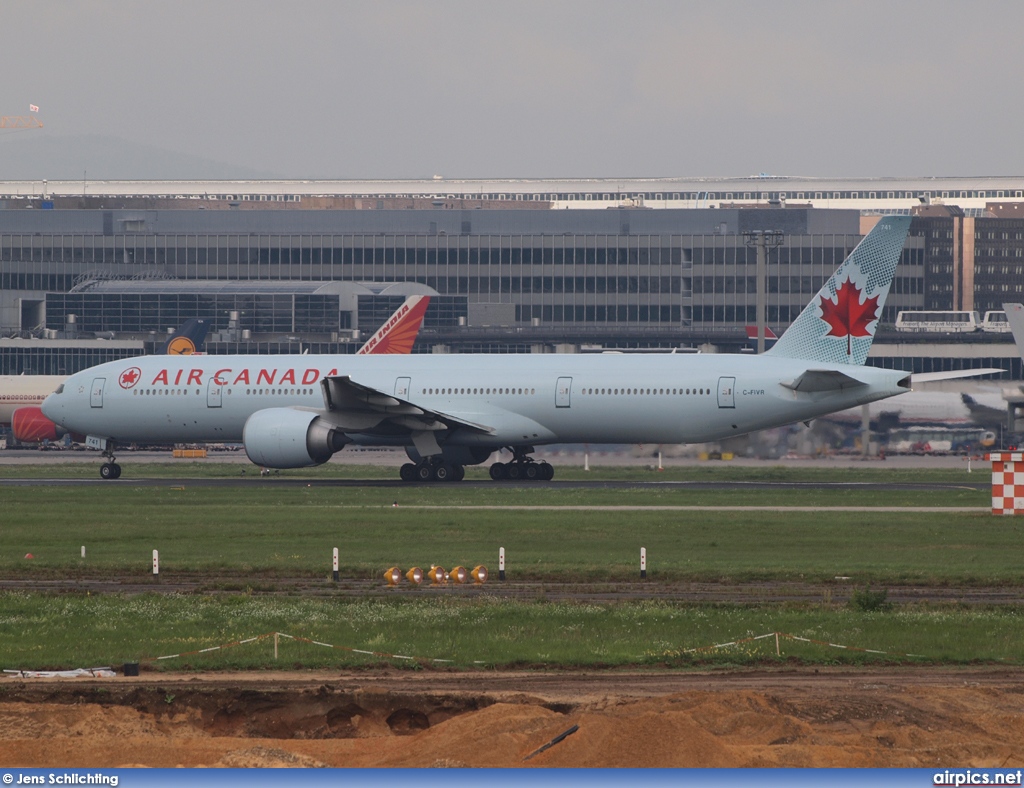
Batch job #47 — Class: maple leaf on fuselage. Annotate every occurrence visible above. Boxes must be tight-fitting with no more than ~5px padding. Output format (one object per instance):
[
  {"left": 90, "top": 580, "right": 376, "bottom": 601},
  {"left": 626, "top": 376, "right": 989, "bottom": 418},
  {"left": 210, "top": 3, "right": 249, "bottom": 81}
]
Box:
[{"left": 818, "top": 277, "right": 881, "bottom": 356}]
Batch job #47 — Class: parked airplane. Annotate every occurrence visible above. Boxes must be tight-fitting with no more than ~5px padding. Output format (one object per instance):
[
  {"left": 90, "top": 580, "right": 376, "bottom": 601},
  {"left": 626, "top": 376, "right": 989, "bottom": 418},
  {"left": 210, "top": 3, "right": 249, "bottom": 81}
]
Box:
[
  {"left": 0, "top": 375, "right": 67, "bottom": 432},
  {"left": 11, "top": 296, "right": 429, "bottom": 447},
  {"left": 43, "top": 217, "right": 992, "bottom": 481}
]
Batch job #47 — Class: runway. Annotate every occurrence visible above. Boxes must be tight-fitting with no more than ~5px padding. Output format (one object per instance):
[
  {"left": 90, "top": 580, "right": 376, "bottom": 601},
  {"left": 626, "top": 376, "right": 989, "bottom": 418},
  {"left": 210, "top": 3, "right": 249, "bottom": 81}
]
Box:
[{"left": 0, "top": 475, "right": 991, "bottom": 494}]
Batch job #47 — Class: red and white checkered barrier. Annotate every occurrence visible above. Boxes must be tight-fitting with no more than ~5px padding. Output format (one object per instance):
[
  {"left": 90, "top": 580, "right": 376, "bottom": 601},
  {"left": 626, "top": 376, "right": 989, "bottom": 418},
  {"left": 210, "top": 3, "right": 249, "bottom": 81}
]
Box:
[{"left": 987, "top": 453, "right": 1024, "bottom": 515}]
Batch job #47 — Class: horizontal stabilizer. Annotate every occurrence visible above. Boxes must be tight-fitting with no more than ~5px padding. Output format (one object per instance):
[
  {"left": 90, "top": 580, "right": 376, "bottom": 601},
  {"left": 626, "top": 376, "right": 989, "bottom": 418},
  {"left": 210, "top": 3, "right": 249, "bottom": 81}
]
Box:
[
  {"left": 781, "top": 369, "right": 868, "bottom": 393},
  {"left": 910, "top": 368, "right": 1005, "bottom": 385}
]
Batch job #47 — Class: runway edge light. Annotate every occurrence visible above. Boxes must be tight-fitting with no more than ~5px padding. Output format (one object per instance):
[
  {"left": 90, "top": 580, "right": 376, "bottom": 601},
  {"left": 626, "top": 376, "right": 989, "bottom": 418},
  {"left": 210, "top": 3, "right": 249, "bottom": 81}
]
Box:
[
  {"left": 406, "top": 566, "right": 423, "bottom": 585},
  {"left": 429, "top": 565, "right": 446, "bottom": 584},
  {"left": 472, "top": 565, "right": 488, "bottom": 584},
  {"left": 384, "top": 566, "right": 402, "bottom": 585},
  {"left": 450, "top": 565, "right": 468, "bottom": 584}
]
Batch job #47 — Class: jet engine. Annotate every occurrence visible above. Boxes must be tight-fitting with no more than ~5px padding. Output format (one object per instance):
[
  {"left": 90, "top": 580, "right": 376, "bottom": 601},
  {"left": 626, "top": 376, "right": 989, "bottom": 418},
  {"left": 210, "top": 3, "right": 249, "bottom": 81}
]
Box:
[
  {"left": 12, "top": 407, "right": 64, "bottom": 443},
  {"left": 242, "top": 408, "right": 349, "bottom": 468}
]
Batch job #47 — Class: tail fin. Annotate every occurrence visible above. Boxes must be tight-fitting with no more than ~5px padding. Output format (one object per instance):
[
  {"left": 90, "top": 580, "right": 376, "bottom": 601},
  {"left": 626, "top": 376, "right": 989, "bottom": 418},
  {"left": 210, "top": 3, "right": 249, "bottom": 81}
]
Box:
[
  {"left": 357, "top": 295, "right": 430, "bottom": 355},
  {"left": 767, "top": 216, "right": 911, "bottom": 365},
  {"left": 162, "top": 318, "right": 210, "bottom": 355},
  {"left": 1003, "top": 303, "right": 1024, "bottom": 359}
]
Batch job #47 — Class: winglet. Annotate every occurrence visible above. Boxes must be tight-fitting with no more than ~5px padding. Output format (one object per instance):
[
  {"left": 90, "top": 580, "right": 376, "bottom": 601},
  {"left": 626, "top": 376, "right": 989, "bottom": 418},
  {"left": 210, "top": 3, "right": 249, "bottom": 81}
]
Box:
[
  {"left": 357, "top": 296, "right": 430, "bottom": 355},
  {"left": 767, "top": 216, "right": 912, "bottom": 366}
]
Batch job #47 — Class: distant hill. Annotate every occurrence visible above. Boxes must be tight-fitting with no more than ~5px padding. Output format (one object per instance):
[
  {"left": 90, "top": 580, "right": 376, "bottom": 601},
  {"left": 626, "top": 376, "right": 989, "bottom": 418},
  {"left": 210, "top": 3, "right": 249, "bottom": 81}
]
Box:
[{"left": 0, "top": 133, "right": 282, "bottom": 180}]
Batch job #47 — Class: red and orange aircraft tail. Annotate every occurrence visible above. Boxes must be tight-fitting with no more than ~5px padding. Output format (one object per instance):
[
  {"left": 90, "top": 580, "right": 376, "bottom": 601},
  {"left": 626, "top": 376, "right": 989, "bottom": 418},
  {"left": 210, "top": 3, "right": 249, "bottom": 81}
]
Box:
[{"left": 357, "top": 295, "right": 430, "bottom": 355}]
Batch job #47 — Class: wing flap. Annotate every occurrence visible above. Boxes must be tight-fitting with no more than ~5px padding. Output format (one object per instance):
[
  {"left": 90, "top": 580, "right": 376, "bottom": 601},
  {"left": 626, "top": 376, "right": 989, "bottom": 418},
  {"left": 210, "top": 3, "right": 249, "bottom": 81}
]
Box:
[{"left": 320, "top": 375, "right": 495, "bottom": 435}]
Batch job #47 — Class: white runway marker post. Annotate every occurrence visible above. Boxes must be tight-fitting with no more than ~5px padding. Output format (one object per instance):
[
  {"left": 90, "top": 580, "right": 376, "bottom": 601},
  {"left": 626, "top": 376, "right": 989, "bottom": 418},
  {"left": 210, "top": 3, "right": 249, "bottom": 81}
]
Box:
[
  {"left": 641, "top": 547, "right": 647, "bottom": 580},
  {"left": 332, "top": 547, "right": 339, "bottom": 582},
  {"left": 499, "top": 547, "right": 506, "bottom": 581},
  {"left": 152, "top": 549, "right": 159, "bottom": 582}
]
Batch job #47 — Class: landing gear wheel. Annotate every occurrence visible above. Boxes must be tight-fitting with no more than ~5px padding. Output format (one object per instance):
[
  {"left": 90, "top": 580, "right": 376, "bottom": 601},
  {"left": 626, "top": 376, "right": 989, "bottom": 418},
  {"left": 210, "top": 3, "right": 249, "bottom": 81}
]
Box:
[
  {"left": 489, "top": 462, "right": 506, "bottom": 481},
  {"left": 433, "top": 462, "right": 453, "bottom": 482},
  {"left": 400, "top": 463, "right": 417, "bottom": 482},
  {"left": 451, "top": 463, "right": 465, "bottom": 482},
  {"left": 100, "top": 462, "right": 119, "bottom": 480},
  {"left": 539, "top": 462, "right": 554, "bottom": 481},
  {"left": 524, "top": 463, "right": 539, "bottom": 480},
  {"left": 506, "top": 463, "right": 522, "bottom": 480},
  {"left": 415, "top": 462, "right": 433, "bottom": 482}
]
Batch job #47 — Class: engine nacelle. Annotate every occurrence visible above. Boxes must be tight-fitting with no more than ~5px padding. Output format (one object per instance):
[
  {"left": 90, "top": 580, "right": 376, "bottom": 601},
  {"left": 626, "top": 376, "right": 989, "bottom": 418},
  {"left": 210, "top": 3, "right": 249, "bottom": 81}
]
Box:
[
  {"left": 12, "top": 407, "right": 63, "bottom": 443},
  {"left": 243, "top": 408, "right": 349, "bottom": 469}
]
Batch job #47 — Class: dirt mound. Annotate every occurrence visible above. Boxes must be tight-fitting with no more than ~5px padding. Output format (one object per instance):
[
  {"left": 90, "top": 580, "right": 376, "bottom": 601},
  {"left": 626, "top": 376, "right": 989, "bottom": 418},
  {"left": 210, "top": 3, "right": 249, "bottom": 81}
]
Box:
[{"left": 1, "top": 670, "right": 1023, "bottom": 767}]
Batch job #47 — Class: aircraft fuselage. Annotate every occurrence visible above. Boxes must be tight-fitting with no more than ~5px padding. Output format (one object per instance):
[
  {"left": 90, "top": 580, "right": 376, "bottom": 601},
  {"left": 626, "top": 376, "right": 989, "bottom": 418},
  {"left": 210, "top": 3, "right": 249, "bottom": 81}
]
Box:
[{"left": 43, "top": 353, "right": 908, "bottom": 449}]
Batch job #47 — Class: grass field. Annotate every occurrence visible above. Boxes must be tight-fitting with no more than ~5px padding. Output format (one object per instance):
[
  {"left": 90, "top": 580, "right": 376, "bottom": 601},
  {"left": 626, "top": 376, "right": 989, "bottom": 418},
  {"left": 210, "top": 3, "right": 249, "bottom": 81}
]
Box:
[
  {"left": 1, "top": 462, "right": 1019, "bottom": 671},
  {"left": 1, "top": 594, "right": 1022, "bottom": 671},
  {"left": 0, "top": 466, "right": 1005, "bottom": 583}
]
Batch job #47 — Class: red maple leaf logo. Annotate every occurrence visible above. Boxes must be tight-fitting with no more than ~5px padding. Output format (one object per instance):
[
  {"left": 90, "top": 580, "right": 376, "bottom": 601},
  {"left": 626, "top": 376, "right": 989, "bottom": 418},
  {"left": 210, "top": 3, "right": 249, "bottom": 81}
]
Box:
[
  {"left": 118, "top": 367, "right": 142, "bottom": 389},
  {"left": 818, "top": 278, "right": 880, "bottom": 356}
]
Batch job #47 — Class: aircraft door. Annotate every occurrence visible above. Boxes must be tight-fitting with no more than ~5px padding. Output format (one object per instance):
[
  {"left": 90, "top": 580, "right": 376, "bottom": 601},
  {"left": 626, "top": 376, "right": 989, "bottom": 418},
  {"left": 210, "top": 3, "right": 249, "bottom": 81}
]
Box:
[
  {"left": 717, "top": 376, "right": 736, "bottom": 409},
  {"left": 90, "top": 378, "right": 105, "bottom": 408},
  {"left": 395, "top": 377, "right": 411, "bottom": 399},
  {"left": 556, "top": 376, "right": 572, "bottom": 408},
  {"left": 207, "top": 376, "right": 223, "bottom": 408}
]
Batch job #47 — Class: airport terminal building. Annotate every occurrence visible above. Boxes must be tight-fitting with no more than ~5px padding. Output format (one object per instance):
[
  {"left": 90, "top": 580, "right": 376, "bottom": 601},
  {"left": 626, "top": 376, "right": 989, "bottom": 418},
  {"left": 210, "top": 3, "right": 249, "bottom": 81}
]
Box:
[{"left": 1, "top": 178, "right": 1022, "bottom": 380}]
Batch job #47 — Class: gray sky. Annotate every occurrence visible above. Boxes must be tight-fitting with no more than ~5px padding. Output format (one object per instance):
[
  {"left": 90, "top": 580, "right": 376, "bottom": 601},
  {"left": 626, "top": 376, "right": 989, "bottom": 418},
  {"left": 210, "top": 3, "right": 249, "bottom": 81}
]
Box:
[{"left": 3, "top": 0, "right": 1023, "bottom": 180}]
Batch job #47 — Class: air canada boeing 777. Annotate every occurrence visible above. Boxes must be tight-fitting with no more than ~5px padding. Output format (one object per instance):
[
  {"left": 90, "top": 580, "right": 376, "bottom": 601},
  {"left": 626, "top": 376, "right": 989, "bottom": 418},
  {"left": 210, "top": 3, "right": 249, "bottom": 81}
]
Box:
[{"left": 41, "top": 216, "right": 992, "bottom": 481}]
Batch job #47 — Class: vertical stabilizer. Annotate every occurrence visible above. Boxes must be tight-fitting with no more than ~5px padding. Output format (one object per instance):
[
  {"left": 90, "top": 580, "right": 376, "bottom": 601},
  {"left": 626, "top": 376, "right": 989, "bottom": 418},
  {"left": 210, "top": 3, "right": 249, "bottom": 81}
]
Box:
[
  {"left": 162, "top": 318, "right": 210, "bottom": 355},
  {"left": 357, "top": 295, "right": 431, "bottom": 354},
  {"left": 1003, "top": 303, "right": 1024, "bottom": 359},
  {"left": 767, "top": 216, "right": 911, "bottom": 365}
]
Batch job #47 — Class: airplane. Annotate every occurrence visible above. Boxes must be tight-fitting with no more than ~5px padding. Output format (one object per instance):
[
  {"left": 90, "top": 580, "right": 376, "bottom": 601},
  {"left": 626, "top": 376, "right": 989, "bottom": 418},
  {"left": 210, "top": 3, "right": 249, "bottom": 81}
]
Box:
[
  {"left": 42, "top": 216, "right": 996, "bottom": 482},
  {"left": 9, "top": 296, "right": 429, "bottom": 447}
]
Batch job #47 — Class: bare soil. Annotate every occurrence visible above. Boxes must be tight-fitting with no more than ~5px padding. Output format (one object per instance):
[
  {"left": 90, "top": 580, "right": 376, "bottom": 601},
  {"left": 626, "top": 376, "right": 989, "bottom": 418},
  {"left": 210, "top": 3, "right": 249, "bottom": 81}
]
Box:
[{"left": 2, "top": 667, "right": 1024, "bottom": 768}]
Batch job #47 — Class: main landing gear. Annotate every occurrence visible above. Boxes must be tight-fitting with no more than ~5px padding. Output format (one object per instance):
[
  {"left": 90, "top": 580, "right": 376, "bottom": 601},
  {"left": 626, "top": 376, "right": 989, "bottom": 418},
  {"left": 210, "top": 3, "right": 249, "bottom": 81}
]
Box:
[
  {"left": 99, "top": 443, "right": 122, "bottom": 480},
  {"left": 399, "top": 457, "right": 466, "bottom": 483},
  {"left": 488, "top": 447, "right": 554, "bottom": 481}
]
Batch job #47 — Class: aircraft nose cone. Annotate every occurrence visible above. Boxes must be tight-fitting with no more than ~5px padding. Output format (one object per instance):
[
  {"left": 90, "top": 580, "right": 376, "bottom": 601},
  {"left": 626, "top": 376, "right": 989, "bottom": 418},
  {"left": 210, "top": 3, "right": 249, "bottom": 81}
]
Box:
[{"left": 40, "top": 392, "right": 61, "bottom": 422}]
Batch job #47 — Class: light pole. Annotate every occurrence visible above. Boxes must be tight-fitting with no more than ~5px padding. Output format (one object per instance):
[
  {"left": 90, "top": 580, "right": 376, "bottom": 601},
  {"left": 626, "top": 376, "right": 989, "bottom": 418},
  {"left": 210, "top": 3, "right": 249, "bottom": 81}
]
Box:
[{"left": 742, "top": 230, "right": 784, "bottom": 353}]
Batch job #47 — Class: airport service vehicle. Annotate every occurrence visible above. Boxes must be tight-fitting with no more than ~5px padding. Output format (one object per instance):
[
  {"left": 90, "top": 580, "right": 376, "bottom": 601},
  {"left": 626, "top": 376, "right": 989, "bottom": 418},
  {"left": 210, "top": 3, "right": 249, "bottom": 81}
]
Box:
[{"left": 43, "top": 217, "right": 989, "bottom": 482}]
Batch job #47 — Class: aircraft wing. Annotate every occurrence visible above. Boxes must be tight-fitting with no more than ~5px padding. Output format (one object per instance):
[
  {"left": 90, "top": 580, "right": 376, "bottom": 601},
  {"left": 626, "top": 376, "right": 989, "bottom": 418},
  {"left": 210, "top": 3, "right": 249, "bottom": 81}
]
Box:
[
  {"left": 781, "top": 369, "right": 869, "bottom": 393},
  {"left": 320, "top": 375, "right": 496, "bottom": 437}
]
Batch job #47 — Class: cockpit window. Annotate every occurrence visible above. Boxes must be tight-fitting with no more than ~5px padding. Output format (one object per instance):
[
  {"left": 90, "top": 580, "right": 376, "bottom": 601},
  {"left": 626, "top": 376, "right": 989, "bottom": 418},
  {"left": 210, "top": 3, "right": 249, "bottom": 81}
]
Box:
[{"left": 54, "top": 384, "right": 64, "bottom": 395}]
